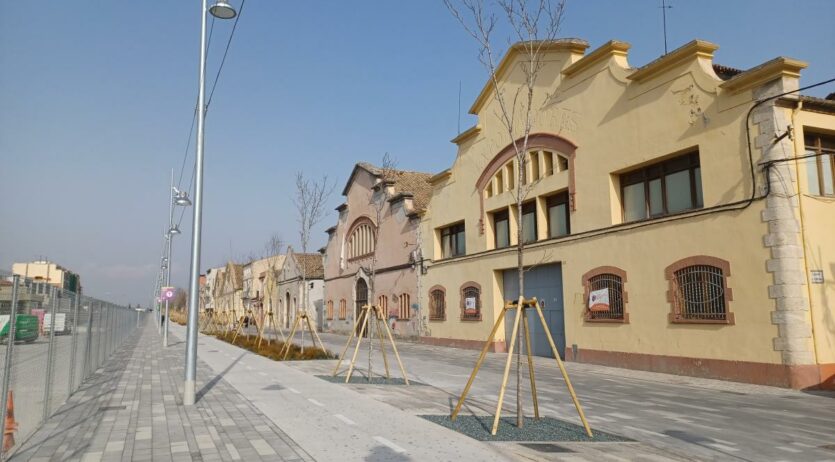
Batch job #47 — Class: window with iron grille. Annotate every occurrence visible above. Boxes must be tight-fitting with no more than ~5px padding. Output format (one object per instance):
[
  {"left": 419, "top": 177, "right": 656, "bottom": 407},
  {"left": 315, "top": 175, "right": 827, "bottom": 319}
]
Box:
[
  {"left": 674, "top": 265, "right": 726, "bottom": 320},
  {"left": 398, "top": 293, "right": 411, "bottom": 320},
  {"left": 338, "top": 299, "right": 346, "bottom": 319},
  {"left": 587, "top": 274, "right": 624, "bottom": 320},
  {"left": 582, "top": 266, "right": 628, "bottom": 323},
  {"left": 666, "top": 256, "right": 733, "bottom": 324},
  {"left": 429, "top": 288, "right": 445, "bottom": 321},
  {"left": 326, "top": 300, "right": 334, "bottom": 320},
  {"left": 460, "top": 284, "right": 481, "bottom": 321},
  {"left": 378, "top": 295, "right": 388, "bottom": 314}
]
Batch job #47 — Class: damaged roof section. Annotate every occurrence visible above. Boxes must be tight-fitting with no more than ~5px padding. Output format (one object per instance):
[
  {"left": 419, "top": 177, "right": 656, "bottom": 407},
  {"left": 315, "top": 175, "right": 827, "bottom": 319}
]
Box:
[{"left": 343, "top": 162, "right": 434, "bottom": 214}]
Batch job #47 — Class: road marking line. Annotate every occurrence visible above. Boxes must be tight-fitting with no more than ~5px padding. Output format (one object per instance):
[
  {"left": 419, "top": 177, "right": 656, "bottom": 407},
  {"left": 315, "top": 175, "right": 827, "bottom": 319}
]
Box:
[
  {"left": 334, "top": 414, "right": 356, "bottom": 425},
  {"left": 287, "top": 387, "right": 300, "bottom": 394},
  {"left": 307, "top": 398, "right": 324, "bottom": 407},
  {"left": 373, "top": 436, "right": 406, "bottom": 454},
  {"left": 258, "top": 372, "right": 268, "bottom": 376},
  {"left": 706, "top": 443, "right": 739, "bottom": 452},
  {"left": 622, "top": 425, "right": 671, "bottom": 438}
]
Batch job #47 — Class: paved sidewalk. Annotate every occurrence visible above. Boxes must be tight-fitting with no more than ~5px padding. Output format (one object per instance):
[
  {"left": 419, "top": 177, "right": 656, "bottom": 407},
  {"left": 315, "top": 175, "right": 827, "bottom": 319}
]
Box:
[
  {"left": 280, "top": 329, "right": 835, "bottom": 462},
  {"left": 11, "top": 320, "right": 312, "bottom": 462}
]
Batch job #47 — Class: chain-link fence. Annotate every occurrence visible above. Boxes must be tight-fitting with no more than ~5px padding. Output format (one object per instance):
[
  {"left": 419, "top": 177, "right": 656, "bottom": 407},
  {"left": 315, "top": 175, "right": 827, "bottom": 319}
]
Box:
[{"left": 0, "top": 271, "right": 142, "bottom": 459}]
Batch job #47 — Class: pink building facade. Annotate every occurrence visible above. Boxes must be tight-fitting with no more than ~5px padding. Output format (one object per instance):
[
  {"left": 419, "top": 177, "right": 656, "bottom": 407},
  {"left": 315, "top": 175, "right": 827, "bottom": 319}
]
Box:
[{"left": 322, "top": 163, "right": 432, "bottom": 338}]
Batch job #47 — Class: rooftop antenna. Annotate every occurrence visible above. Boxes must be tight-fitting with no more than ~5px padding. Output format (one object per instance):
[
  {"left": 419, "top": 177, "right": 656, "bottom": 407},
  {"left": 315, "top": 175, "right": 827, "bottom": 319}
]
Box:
[
  {"left": 457, "top": 80, "right": 462, "bottom": 135},
  {"left": 660, "top": 0, "right": 672, "bottom": 55}
]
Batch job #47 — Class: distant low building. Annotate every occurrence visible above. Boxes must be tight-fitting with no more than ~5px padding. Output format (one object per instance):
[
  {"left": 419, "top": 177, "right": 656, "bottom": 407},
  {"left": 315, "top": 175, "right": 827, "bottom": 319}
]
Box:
[
  {"left": 277, "top": 250, "right": 324, "bottom": 331},
  {"left": 12, "top": 260, "right": 81, "bottom": 294}
]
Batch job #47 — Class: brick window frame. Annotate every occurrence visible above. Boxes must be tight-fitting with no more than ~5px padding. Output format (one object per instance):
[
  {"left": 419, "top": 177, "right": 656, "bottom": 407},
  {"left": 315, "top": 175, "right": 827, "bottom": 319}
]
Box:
[
  {"left": 582, "top": 266, "right": 629, "bottom": 323},
  {"left": 665, "top": 255, "right": 734, "bottom": 325},
  {"left": 429, "top": 285, "right": 446, "bottom": 321},
  {"left": 459, "top": 281, "right": 482, "bottom": 321},
  {"left": 398, "top": 293, "right": 411, "bottom": 320}
]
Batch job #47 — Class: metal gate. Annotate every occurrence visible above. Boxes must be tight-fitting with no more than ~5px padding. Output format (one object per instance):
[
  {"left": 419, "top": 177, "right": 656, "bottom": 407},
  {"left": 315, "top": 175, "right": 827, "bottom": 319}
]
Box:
[{"left": 502, "top": 263, "right": 566, "bottom": 359}]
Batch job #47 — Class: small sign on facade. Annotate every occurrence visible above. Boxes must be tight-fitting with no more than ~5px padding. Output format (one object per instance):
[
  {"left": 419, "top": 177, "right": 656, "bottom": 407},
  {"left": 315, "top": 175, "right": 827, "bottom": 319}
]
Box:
[
  {"left": 464, "top": 297, "right": 477, "bottom": 312},
  {"left": 588, "top": 288, "right": 610, "bottom": 312},
  {"left": 810, "top": 270, "right": 824, "bottom": 284}
]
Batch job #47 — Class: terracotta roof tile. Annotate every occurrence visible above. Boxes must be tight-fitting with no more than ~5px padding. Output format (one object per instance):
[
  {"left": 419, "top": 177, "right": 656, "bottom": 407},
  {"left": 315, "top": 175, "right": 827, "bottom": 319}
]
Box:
[{"left": 294, "top": 253, "right": 324, "bottom": 279}]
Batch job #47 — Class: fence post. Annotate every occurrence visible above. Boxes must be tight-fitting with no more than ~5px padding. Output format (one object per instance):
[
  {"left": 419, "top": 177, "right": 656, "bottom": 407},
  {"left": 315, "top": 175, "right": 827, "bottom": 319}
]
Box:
[
  {"left": 82, "top": 301, "right": 94, "bottom": 380},
  {"left": 95, "top": 303, "right": 104, "bottom": 369},
  {"left": 67, "top": 291, "right": 81, "bottom": 394},
  {"left": 42, "top": 287, "right": 59, "bottom": 423},
  {"left": 0, "top": 276, "right": 20, "bottom": 461}
]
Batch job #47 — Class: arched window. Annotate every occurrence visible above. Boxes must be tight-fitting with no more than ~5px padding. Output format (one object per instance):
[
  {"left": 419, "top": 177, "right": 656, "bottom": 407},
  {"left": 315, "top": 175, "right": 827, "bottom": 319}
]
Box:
[
  {"left": 582, "top": 266, "right": 628, "bottom": 323},
  {"left": 339, "top": 299, "right": 347, "bottom": 319},
  {"left": 666, "top": 256, "right": 733, "bottom": 324},
  {"left": 378, "top": 295, "right": 388, "bottom": 313},
  {"left": 326, "top": 300, "right": 334, "bottom": 320},
  {"left": 398, "top": 293, "right": 411, "bottom": 320},
  {"left": 346, "top": 218, "right": 376, "bottom": 260},
  {"left": 460, "top": 282, "right": 482, "bottom": 321},
  {"left": 429, "top": 286, "right": 446, "bottom": 321}
]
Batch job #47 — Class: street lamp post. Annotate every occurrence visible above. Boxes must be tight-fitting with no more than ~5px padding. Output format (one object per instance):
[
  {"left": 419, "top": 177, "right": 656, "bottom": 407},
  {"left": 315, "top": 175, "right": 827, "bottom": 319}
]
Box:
[
  {"left": 183, "top": 0, "right": 237, "bottom": 406},
  {"left": 163, "top": 169, "right": 191, "bottom": 348}
]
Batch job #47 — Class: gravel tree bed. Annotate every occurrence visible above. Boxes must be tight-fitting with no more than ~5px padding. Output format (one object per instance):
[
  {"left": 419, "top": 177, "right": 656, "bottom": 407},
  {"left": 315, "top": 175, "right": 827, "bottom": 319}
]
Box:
[{"left": 420, "top": 415, "right": 630, "bottom": 442}]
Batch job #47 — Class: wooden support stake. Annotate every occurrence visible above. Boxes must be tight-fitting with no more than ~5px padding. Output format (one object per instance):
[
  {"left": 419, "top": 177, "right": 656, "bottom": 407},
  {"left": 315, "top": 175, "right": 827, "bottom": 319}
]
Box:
[
  {"left": 345, "top": 307, "right": 370, "bottom": 382},
  {"left": 305, "top": 313, "right": 326, "bottom": 353},
  {"left": 281, "top": 314, "right": 302, "bottom": 360},
  {"left": 374, "top": 307, "right": 391, "bottom": 379},
  {"left": 491, "top": 305, "right": 522, "bottom": 435},
  {"left": 450, "top": 307, "right": 506, "bottom": 421},
  {"left": 230, "top": 315, "right": 245, "bottom": 344},
  {"left": 532, "top": 300, "right": 592, "bottom": 437},
  {"left": 332, "top": 314, "right": 359, "bottom": 376},
  {"left": 379, "top": 309, "right": 409, "bottom": 385},
  {"left": 522, "top": 309, "right": 540, "bottom": 419}
]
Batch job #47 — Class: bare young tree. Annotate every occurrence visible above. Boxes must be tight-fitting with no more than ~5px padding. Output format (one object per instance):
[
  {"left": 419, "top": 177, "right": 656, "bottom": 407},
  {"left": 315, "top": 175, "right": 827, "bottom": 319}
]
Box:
[
  {"left": 293, "top": 172, "right": 334, "bottom": 329},
  {"left": 444, "top": 0, "right": 566, "bottom": 428},
  {"left": 363, "top": 153, "right": 398, "bottom": 379}
]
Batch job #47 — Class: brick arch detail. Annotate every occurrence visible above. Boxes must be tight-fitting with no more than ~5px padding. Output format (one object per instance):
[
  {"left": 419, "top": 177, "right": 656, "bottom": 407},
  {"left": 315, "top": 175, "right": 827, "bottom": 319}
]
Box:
[
  {"left": 344, "top": 215, "right": 377, "bottom": 261},
  {"left": 474, "top": 133, "right": 578, "bottom": 234}
]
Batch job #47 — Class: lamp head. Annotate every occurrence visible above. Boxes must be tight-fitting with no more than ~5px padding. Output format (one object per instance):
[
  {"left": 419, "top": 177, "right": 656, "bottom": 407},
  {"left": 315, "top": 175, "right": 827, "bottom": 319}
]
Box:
[
  {"left": 168, "top": 225, "right": 181, "bottom": 236},
  {"left": 175, "top": 192, "right": 192, "bottom": 207},
  {"left": 209, "top": 1, "right": 237, "bottom": 19}
]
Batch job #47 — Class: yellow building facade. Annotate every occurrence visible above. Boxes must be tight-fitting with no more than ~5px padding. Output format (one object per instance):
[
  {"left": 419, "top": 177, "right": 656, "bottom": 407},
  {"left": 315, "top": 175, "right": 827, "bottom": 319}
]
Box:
[{"left": 419, "top": 39, "right": 835, "bottom": 389}]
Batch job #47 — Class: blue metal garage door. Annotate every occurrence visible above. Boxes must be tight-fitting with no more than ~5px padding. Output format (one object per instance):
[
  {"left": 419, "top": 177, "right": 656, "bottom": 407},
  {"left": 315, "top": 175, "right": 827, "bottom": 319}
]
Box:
[{"left": 502, "top": 264, "right": 565, "bottom": 359}]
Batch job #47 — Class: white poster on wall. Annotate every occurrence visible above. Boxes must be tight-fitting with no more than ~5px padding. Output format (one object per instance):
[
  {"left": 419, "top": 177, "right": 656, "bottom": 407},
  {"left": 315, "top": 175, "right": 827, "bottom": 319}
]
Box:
[
  {"left": 465, "top": 297, "right": 477, "bottom": 310},
  {"left": 588, "top": 288, "right": 610, "bottom": 312}
]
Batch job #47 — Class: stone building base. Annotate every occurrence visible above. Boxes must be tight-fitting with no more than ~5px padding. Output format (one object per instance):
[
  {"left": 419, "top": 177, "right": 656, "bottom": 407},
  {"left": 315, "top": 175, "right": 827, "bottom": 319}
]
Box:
[
  {"left": 420, "top": 336, "right": 507, "bottom": 353},
  {"left": 570, "top": 348, "right": 835, "bottom": 390}
]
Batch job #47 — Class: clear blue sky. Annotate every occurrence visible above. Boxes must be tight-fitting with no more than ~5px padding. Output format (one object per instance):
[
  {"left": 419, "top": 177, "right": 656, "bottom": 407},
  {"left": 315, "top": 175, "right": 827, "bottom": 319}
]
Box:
[{"left": 1, "top": 1, "right": 833, "bottom": 305}]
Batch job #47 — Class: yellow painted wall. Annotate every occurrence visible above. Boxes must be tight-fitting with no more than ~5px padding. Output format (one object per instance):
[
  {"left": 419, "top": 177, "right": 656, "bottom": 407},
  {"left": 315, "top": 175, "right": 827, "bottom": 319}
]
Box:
[
  {"left": 421, "top": 40, "right": 835, "bottom": 367},
  {"left": 795, "top": 111, "right": 835, "bottom": 364}
]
